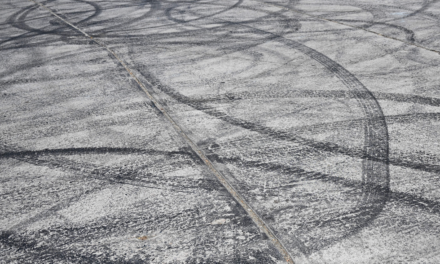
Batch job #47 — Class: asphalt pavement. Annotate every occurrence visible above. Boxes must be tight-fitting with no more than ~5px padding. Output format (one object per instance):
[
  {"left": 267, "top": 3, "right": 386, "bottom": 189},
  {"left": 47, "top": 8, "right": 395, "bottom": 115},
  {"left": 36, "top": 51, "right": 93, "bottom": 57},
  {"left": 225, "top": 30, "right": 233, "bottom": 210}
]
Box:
[{"left": 1, "top": 0, "right": 440, "bottom": 263}]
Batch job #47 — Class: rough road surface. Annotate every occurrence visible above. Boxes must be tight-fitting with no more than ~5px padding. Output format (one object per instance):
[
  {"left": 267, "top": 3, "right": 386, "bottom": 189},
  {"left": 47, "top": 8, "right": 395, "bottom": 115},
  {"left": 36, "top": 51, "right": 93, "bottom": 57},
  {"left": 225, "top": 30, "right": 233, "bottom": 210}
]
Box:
[{"left": 1, "top": 0, "right": 440, "bottom": 263}]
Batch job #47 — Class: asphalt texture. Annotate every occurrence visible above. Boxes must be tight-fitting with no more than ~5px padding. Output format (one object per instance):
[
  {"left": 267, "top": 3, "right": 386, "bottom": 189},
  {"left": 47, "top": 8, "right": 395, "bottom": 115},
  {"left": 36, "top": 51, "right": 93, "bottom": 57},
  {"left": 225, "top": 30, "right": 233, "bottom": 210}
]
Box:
[{"left": 1, "top": 0, "right": 440, "bottom": 263}]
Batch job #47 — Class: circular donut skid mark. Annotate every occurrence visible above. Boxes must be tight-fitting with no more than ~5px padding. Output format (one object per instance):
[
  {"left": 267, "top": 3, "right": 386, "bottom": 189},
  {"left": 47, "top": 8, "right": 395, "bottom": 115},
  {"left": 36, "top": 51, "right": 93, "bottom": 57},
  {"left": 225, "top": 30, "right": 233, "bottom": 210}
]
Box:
[{"left": 8, "top": 0, "right": 97, "bottom": 36}]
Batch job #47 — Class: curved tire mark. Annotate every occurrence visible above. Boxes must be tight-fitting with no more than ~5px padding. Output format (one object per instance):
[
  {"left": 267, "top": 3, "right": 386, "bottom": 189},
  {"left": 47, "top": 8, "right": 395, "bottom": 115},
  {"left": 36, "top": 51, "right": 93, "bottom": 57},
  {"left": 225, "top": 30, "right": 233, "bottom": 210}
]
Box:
[{"left": 143, "top": 9, "right": 390, "bottom": 254}]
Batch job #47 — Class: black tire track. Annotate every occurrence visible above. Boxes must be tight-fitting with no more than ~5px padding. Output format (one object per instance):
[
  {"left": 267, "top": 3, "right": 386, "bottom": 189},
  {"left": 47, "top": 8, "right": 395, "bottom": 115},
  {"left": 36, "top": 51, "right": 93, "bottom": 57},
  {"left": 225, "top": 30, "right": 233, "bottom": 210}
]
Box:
[
  {"left": 335, "top": 19, "right": 415, "bottom": 43},
  {"left": 2, "top": 145, "right": 439, "bottom": 257},
  {"left": 8, "top": 0, "right": 440, "bottom": 260},
  {"left": 164, "top": 0, "right": 244, "bottom": 24},
  {"left": 0, "top": 146, "right": 279, "bottom": 263},
  {"left": 127, "top": 0, "right": 391, "bottom": 254},
  {"left": 176, "top": 89, "right": 440, "bottom": 174},
  {"left": 8, "top": 0, "right": 100, "bottom": 36},
  {"left": 1, "top": 147, "right": 437, "bottom": 217}
]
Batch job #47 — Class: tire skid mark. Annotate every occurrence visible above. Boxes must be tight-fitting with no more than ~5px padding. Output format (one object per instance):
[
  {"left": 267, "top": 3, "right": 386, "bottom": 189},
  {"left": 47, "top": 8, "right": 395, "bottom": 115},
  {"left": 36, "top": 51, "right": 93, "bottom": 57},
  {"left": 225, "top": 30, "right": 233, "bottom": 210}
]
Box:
[
  {"left": 281, "top": 2, "right": 417, "bottom": 43},
  {"left": 8, "top": 0, "right": 72, "bottom": 36},
  {"left": 265, "top": 1, "right": 440, "bottom": 55},
  {"left": 1, "top": 147, "right": 439, "bottom": 219},
  {"left": 85, "top": 3, "right": 299, "bottom": 43},
  {"left": 0, "top": 146, "right": 217, "bottom": 234},
  {"left": 7, "top": 0, "right": 436, "bottom": 260},
  {"left": 179, "top": 89, "right": 440, "bottom": 109},
  {"left": 74, "top": 0, "right": 160, "bottom": 36},
  {"left": 160, "top": 4, "right": 390, "bottom": 196},
  {"left": 144, "top": 3, "right": 390, "bottom": 254},
  {"left": 162, "top": 89, "right": 439, "bottom": 174},
  {"left": 8, "top": 0, "right": 100, "bottom": 37},
  {"left": 1, "top": 148, "right": 274, "bottom": 262},
  {"left": 62, "top": 0, "right": 393, "bottom": 254},
  {"left": 0, "top": 146, "right": 191, "bottom": 158},
  {"left": 164, "top": 0, "right": 244, "bottom": 24},
  {"left": 1, "top": 200, "right": 267, "bottom": 264},
  {"left": 206, "top": 153, "right": 440, "bottom": 216},
  {"left": 0, "top": 231, "right": 116, "bottom": 264},
  {"left": 356, "top": 1, "right": 440, "bottom": 22},
  {"left": 25, "top": 0, "right": 299, "bottom": 262},
  {"left": 1, "top": 148, "right": 205, "bottom": 188},
  {"left": 6, "top": 185, "right": 107, "bottom": 232},
  {"left": 335, "top": 19, "right": 415, "bottom": 43},
  {"left": 0, "top": 48, "right": 101, "bottom": 87}
]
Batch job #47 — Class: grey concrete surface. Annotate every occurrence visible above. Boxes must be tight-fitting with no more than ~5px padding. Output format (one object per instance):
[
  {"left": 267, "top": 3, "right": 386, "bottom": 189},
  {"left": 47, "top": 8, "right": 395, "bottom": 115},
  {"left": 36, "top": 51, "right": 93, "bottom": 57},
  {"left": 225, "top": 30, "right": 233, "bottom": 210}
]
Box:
[{"left": 1, "top": 0, "right": 440, "bottom": 263}]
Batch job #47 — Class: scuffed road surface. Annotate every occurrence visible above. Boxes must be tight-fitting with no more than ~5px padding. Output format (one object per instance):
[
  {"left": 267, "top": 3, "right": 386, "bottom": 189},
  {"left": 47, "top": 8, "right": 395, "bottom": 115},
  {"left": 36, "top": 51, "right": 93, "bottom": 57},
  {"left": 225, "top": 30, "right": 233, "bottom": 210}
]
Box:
[{"left": 1, "top": 0, "right": 440, "bottom": 263}]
